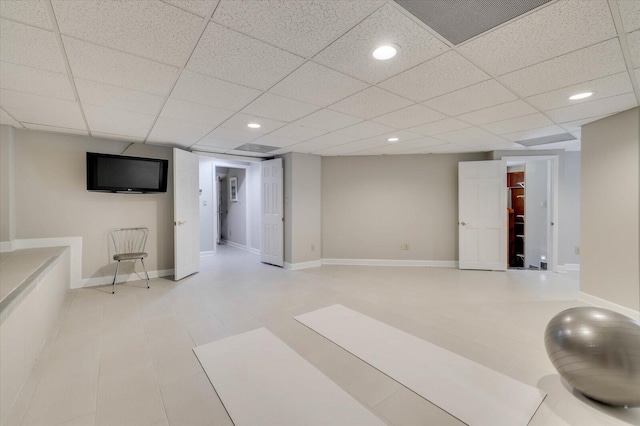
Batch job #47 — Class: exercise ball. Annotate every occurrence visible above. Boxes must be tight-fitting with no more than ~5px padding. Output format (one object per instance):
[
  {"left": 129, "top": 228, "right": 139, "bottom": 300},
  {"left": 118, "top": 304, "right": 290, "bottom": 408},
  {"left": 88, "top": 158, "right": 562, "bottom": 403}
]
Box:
[{"left": 544, "top": 307, "right": 640, "bottom": 407}]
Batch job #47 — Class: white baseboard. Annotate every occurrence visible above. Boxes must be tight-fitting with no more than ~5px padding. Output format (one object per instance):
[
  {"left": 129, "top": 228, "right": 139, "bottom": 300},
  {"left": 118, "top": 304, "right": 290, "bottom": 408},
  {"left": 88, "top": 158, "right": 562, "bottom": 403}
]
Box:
[
  {"left": 248, "top": 247, "right": 260, "bottom": 255},
  {"left": 221, "top": 239, "right": 248, "bottom": 251},
  {"left": 322, "top": 258, "right": 458, "bottom": 268},
  {"left": 79, "top": 268, "right": 174, "bottom": 288},
  {"left": 0, "top": 240, "right": 15, "bottom": 252},
  {"left": 4, "top": 237, "right": 83, "bottom": 289},
  {"left": 578, "top": 291, "right": 640, "bottom": 321},
  {"left": 557, "top": 263, "right": 580, "bottom": 273},
  {"left": 200, "top": 251, "right": 216, "bottom": 257},
  {"left": 284, "top": 260, "right": 323, "bottom": 271}
]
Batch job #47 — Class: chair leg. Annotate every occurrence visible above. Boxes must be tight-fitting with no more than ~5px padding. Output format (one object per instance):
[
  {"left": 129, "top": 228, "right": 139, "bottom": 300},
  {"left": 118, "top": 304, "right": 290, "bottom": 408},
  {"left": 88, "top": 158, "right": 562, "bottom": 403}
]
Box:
[
  {"left": 112, "top": 260, "right": 120, "bottom": 294},
  {"left": 140, "top": 258, "right": 150, "bottom": 289}
]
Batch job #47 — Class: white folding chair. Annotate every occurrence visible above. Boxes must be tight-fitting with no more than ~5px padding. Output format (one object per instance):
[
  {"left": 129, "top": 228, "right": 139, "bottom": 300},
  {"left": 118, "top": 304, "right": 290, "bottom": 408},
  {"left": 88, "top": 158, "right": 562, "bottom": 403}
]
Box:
[{"left": 109, "top": 227, "right": 150, "bottom": 294}]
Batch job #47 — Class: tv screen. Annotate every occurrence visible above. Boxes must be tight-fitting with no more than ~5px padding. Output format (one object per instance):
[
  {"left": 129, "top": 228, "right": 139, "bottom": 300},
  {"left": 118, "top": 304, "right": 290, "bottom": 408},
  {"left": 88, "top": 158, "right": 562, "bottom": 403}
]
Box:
[{"left": 87, "top": 152, "right": 168, "bottom": 193}]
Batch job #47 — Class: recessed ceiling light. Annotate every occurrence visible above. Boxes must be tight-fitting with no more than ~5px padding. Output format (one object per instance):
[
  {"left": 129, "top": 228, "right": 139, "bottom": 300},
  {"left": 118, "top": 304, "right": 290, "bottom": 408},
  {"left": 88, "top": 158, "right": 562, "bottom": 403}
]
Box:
[
  {"left": 569, "top": 92, "right": 593, "bottom": 100},
  {"left": 387, "top": 137, "right": 399, "bottom": 143},
  {"left": 247, "top": 123, "right": 261, "bottom": 129},
  {"left": 372, "top": 44, "right": 398, "bottom": 60}
]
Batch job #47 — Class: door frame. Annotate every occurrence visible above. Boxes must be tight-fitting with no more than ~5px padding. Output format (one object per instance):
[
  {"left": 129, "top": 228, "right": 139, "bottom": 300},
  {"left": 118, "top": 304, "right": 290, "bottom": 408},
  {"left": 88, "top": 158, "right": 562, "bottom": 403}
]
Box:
[{"left": 503, "top": 155, "right": 559, "bottom": 272}]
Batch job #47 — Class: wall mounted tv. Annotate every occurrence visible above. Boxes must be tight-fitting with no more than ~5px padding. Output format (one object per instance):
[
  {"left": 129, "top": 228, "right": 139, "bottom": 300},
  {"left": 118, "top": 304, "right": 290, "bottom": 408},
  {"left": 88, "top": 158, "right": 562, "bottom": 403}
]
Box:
[{"left": 86, "top": 152, "right": 168, "bottom": 193}]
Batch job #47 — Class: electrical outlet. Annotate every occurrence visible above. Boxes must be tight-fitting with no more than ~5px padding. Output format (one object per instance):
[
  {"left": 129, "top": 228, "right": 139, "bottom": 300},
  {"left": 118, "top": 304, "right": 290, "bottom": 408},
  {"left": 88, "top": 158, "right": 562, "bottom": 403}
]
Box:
[
  {"left": 311, "top": 244, "right": 315, "bottom": 252},
  {"left": 400, "top": 243, "right": 409, "bottom": 251},
  {"left": 575, "top": 246, "right": 580, "bottom": 255}
]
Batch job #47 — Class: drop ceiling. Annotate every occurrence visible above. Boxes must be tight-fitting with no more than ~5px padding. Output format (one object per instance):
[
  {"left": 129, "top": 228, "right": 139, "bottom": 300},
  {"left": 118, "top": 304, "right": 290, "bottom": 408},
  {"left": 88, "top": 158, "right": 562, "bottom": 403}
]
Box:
[{"left": 0, "top": 0, "right": 638, "bottom": 157}]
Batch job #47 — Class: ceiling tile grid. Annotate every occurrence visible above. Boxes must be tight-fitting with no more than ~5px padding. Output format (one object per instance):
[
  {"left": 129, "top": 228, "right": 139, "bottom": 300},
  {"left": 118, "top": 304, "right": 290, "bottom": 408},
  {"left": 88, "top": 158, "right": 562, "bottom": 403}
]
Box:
[
  {"left": 422, "top": 79, "right": 518, "bottom": 116},
  {"left": 0, "top": 18, "right": 66, "bottom": 73},
  {"left": 0, "top": 88, "right": 85, "bottom": 130},
  {"left": 617, "top": 0, "right": 640, "bottom": 33},
  {"left": 162, "top": 0, "right": 218, "bottom": 18},
  {"left": 171, "top": 70, "right": 261, "bottom": 110},
  {"left": 334, "top": 120, "right": 397, "bottom": 139},
  {"left": 220, "top": 112, "right": 286, "bottom": 134},
  {"left": 75, "top": 79, "right": 166, "bottom": 116},
  {"left": 0, "top": 61, "right": 75, "bottom": 101},
  {"left": 147, "top": 117, "right": 216, "bottom": 147},
  {"left": 627, "top": 29, "right": 640, "bottom": 67},
  {"left": 456, "top": 100, "right": 537, "bottom": 126},
  {"left": 545, "top": 92, "right": 638, "bottom": 123},
  {"left": 433, "top": 127, "right": 509, "bottom": 147},
  {"left": 186, "top": 22, "right": 304, "bottom": 91},
  {"left": 481, "top": 112, "right": 556, "bottom": 135},
  {"left": 329, "top": 86, "right": 413, "bottom": 119},
  {"left": 458, "top": 0, "right": 617, "bottom": 76},
  {"left": 160, "top": 98, "right": 234, "bottom": 127},
  {"left": 26, "top": 123, "right": 87, "bottom": 135},
  {"left": 249, "top": 134, "right": 298, "bottom": 149},
  {"left": 379, "top": 51, "right": 490, "bottom": 102},
  {"left": 52, "top": 0, "right": 203, "bottom": 67},
  {"left": 502, "top": 125, "right": 568, "bottom": 143},
  {"left": 212, "top": 0, "right": 384, "bottom": 58},
  {"left": 371, "top": 104, "right": 446, "bottom": 129},
  {"left": 268, "top": 123, "right": 328, "bottom": 143},
  {"left": 293, "top": 109, "right": 363, "bottom": 132},
  {"left": 407, "top": 118, "right": 471, "bottom": 137},
  {"left": 241, "top": 93, "right": 320, "bottom": 122},
  {"left": 83, "top": 104, "right": 156, "bottom": 138},
  {"left": 313, "top": 3, "right": 449, "bottom": 84},
  {"left": 0, "top": 108, "right": 23, "bottom": 128},
  {"left": 285, "top": 132, "right": 358, "bottom": 154},
  {"left": 0, "top": 0, "right": 51, "bottom": 29}
]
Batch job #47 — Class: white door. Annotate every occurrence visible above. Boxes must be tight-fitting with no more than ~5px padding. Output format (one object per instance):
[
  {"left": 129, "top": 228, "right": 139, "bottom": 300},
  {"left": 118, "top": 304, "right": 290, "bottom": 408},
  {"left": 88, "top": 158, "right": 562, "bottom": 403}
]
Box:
[
  {"left": 458, "top": 160, "right": 507, "bottom": 270},
  {"left": 174, "top": 148, "right": 200, "bottom": 280},
  {"left": 261, "top": 158, "right": 284, "bottom": 267}
]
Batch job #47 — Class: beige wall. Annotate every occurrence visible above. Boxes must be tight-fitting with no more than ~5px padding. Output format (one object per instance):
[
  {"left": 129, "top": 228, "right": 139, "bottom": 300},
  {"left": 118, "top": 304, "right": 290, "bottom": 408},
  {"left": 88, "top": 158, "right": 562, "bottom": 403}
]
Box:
[
  {"left": 0, "top": 126, "right": 15, "bottom": 242},
  {"left": 322, "top": 152, "right": 487, "bottom": 261},
  {"left": 581, "top": 107, "right": 639, "bottom": 311},
  {"left": 13, "top": 129, "right": 174, "bottom": 279}
]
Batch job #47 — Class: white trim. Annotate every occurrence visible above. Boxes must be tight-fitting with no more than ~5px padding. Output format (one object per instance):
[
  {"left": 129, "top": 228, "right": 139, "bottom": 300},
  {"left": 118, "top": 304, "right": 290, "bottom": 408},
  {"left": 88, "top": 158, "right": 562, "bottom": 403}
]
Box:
[
  {"left": 322, "top": 258, "right": 458, "bottom": 268},
  {"left": 221, "top": 239, "right": 249, "bottom": 251},
  {"left": 284, "top": 260, "right": 322, "bottom": 270},
  {"left": 0, "top": 240, "right": 15, "bottom": 252},
  {"left": 564, "top": 263, "right": 580, "bottom": 271},
  {"left": 248, "top": 247, "right": 260, "bottom": 255},
  {"left": 579, "top": 291, "right": 640, "bottom": 321},
  {"left": 200, "top": 251, "right": 216, "bottom": 257},
  {"left": 6, "top": 237, "right": 83, "bottom": 289},
  {"left": 79, "top": 268, "right": 174, "bottom": 288}
]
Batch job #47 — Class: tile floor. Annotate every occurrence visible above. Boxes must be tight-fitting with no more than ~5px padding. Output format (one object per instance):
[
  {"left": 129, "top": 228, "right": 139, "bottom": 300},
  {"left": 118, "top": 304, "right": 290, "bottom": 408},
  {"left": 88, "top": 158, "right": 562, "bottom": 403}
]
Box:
[{"left": 4, "top": 245, "right": 639, "bottom": 426}]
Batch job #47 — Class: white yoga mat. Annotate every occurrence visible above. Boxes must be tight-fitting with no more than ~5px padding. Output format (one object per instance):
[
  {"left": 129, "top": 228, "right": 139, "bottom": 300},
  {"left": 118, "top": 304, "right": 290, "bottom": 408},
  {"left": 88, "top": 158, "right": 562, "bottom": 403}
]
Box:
[
  {"left": 295, "top": 304, "right": 546, "bottom": 426},
  {"left": 193, "top": 327, "right": 387, "bottom": 426}
]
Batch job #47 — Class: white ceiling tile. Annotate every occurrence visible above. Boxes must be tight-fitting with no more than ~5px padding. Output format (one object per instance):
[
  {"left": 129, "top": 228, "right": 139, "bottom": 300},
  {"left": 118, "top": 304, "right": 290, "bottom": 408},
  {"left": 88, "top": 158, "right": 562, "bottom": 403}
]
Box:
[
  {"left": 636, "top": 67, "right": 640, "bottom": 83},
  {"left": 0, "top": 89, "right": 85, "bottom": 130},
  {"left": 83, "top": 104, "right": 155, "bottom": 138},
  {"left": 25, "top": 123, "right": 88, "bottom": 135},
  {"left": 458, "top": 0, "right": 616, "bottom": 76},
  {"left": 147, "top": 117, "right": 214, "bottom": 147},
  {"left": 481, "top": 113, "right": 555, "bottom": 135},
  {"left": 269, "top": 61, "right": 368, "bottom": 107},
  {"left": 0, "top": 19, "right": 65, "bottom": 73},
  {"left": 161, "top": 98, "right": 234, "bottom": 127},
  {"left": 423, "top": 80, "right": 517, "bottom": 116},
  {"left": 500, "top": 39, "right": 627, "bottom": 97},
  {"left": 502, "top": 125, "right": 568, "bottom": 142},
  {"left": 421, "top": 143, "right": 471, "bottom": 154},
  {"left": 206, "top": 126, "right": 261, "bottom": 144},
  {"left": 52, "top": 0, "right": 202, "bottom": 67},
  {"left": 0, "top": 0, "right": 51, "bottom": 29},
  {"left": 250, "top": 134, "right": 297, "bottom": 148},
  {"left": 525, "top": 72, "right": 634, "bottom": 111},
  {"left": 627, "top": 30, "right": 640, "bottom": 67},
  {"left": 187, "top": 22, "right": 304, "bottom": 90},
  {"left": 172, "top": 70, "right": 261, "bottom": 110},
  {"left": 379, "top": 51, "right": 489, "bottom": 102},
  {"left": 329, "top": 86, "right": 412, "bottom": 119},
  {"left": 93, "top": 132, "right": 144, "bottom": 142},
  {"left": 530, "top": 139, "right": 581, "bottom": 151},
  {"left": 545, "top": 92, "right": 638, "bottom": 123},
  {"left": 313, "top": 3, "right": 449, "bottom": 84},
  {"left": 195, "top": 135, "right": 242, "bottom": 150},
  {"left": 371, "top": 104, "right": 446, "bottom": 129},
  {"left": 367, "top": 130, "right": 423, "bottom": 144},
  {"left": 221, "top": 113, "right": 286, "bottom": 133},
  {"left": 225, "top": 149, "right": 270, "bottom": 158},
  {"left": 163, "top": 0, "right": 217, "bottom": 17},
  {"left": 75, "top": 79, "right": 165, "bottom": 115},
  {"left": 213, "top": 0, "right": 383, "bottom": 57},
  {"left": 354, "top": 137, "right": 443, "bottom": 155},
  {"left": 242, "top": 93, "right": 320, "bottom": 122},
  {"left": 407, "top": 118, "right": 471, "bottom": 136},
  {"left": 0, "top": 61, "right": 74, "bottom": 100},
  {"left": 335, "top": 121, "right": 396, "bottom": 139},
  {"left": 289, "top": 132, "right": 358, "bottom": 153},
  {"left": 314, "top": 138, "right": 387, "bottom": 156},
  {"left": 434, "top": 127, "right": 508, "bottom": 147},
  {"left": 293, "top": 109, "right": 362, "bottom": 131},
  {"left": 0, "top": 108, "right": 22, "bottom": 127},
  {"left": 618, "top": 0, "right": 640, "bottom": 32},
  {"left": 456, "top": 100, "right": 537, "bottom": 126},
  {"left": 269, "top": 123, "right": 327, "bottom": 142},
  {"left": 560, "top": 114, "right": 612, "bottom": 132},
  {"left": 63, "top": 37, "right": 178, "bottom": 96}
]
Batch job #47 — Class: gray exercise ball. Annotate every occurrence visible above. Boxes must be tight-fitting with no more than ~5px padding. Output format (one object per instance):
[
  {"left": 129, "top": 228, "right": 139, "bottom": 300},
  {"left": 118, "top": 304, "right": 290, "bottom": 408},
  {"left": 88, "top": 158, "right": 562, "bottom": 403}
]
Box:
[{"left": 544, "top": 307, "right": 640, "bottom": 407}]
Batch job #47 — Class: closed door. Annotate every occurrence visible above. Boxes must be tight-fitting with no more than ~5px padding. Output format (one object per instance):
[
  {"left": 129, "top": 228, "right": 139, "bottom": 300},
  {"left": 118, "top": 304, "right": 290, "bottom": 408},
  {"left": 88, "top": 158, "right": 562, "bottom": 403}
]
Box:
[
  {"left": 261, "top": 158, "right": 283, "bottom": 267},
  {"left": 173, "top": 148, "right": 200, "bottom": 280},
  {"left": 458, "top": 160, "right": 507, "bottom": 270}
]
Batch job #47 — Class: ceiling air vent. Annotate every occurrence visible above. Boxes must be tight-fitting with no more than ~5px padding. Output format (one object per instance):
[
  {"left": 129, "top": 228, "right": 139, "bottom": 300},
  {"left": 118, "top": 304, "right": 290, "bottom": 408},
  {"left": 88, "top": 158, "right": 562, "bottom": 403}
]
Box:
[
  {"left": 234, "top": 143, "right": 279, "bottom": 154},
  {"left": 516, "top": 133, "right": 576, "bottom": 147},
  {"left": 395, "top": 0, "right": 552, "bottom": 45}
]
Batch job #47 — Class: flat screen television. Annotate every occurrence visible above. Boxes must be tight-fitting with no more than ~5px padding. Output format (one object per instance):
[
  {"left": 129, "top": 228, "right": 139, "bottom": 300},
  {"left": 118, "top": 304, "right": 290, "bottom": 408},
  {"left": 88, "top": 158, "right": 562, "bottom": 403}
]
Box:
[{"left": 86, "top": 152, "right": 168, "bottom": 193}]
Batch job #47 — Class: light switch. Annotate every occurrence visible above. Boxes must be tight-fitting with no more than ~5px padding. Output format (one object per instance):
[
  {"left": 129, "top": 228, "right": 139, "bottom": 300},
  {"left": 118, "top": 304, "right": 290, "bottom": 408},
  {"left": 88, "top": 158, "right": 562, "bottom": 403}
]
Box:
[{"left": 203, "top": 200, "right": 207, "bottom": 206}]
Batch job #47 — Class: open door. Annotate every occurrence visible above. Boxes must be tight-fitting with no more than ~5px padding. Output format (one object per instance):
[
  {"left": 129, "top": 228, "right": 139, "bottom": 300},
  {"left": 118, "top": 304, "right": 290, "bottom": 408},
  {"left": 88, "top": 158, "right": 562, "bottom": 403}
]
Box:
[
  {"left": 261, "top": 158, "right": 283, "bottom": 267},
  {"left": 174, "top": 148, "right": 200, "bottom": 280},
  {"left": 458, "top": 160, "right": 507, "bottom": 270}
]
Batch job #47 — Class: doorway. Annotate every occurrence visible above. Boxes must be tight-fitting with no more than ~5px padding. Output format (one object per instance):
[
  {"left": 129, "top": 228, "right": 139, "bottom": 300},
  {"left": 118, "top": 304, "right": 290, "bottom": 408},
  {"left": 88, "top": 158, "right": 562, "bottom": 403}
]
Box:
[{"left": 504, "top": 156, "right": 558, "bottom": 272}]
